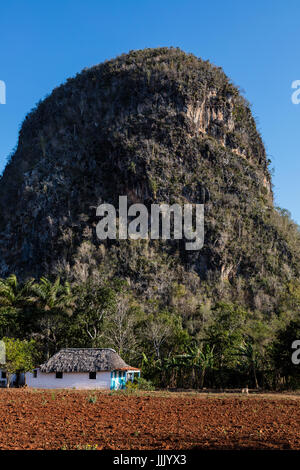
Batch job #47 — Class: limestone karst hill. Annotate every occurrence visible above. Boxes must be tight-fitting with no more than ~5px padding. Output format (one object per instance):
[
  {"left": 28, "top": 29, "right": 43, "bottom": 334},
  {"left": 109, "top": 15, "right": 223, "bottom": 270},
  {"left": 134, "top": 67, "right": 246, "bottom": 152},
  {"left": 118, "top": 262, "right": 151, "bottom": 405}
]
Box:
[{"left": 0, "top": 47, "right": 299, "bottom": 313}]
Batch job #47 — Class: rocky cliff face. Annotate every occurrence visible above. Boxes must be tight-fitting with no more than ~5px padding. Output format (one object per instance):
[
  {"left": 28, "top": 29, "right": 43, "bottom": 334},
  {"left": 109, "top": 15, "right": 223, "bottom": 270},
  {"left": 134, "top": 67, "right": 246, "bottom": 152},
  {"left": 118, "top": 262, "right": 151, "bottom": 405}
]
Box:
[{"left": 0, "top": 48, "right": 298, "bottom": 312}]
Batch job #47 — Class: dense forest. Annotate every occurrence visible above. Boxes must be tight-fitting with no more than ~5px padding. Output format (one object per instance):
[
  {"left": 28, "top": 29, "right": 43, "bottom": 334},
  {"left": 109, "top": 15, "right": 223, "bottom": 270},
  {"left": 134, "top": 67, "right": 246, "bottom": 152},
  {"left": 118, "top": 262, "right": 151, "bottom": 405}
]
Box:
[
  {"left": 0, "top": 48, "right": 299, "bottom": 389},
  {"left": 0, "top": 272, "right": 299, "bottom": 389}
]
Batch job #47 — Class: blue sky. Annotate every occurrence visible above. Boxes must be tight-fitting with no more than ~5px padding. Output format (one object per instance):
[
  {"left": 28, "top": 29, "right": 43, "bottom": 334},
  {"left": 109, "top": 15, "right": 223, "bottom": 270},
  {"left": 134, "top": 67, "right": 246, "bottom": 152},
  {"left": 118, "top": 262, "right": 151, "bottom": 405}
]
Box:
[{"left": 0, "top": 0, "right": 299, "bottom": 222}]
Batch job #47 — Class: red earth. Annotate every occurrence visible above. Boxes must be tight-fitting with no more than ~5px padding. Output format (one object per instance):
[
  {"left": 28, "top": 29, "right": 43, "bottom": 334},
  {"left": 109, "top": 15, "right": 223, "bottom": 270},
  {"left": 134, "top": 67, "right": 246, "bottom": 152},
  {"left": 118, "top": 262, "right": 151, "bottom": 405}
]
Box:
[{"left": 0, "top": 389, "right": 299, "bottom": 450}]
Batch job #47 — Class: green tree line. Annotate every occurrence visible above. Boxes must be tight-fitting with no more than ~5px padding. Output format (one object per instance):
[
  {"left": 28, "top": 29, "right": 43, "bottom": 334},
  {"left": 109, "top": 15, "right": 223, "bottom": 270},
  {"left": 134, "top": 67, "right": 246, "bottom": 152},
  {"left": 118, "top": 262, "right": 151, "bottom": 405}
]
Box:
[{"left": 0, "top": 274, "right": 299, "bottom": 390}]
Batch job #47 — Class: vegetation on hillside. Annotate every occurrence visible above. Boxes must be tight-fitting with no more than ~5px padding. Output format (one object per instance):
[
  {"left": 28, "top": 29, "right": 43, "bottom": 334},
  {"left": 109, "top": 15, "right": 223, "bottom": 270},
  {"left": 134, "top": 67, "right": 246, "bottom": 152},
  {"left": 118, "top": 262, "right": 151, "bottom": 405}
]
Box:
[
  {"left": 0, "top": 48, "right": 299, "bottom": 389},
  {"left": 0, "top": 274, "right": 299, "bottom": 389}
]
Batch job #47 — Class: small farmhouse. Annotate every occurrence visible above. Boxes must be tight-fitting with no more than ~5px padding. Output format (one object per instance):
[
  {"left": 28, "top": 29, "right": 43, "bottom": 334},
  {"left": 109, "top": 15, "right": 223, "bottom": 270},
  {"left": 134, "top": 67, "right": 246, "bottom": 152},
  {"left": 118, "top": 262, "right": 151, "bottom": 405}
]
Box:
[{"left": 26, "top": 348, "right": 140, "bottom": 390}]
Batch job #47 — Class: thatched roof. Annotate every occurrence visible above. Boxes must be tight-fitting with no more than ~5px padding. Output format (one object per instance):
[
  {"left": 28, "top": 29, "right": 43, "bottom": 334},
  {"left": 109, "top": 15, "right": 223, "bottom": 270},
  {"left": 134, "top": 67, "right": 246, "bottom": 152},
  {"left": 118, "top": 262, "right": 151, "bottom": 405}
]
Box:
[{"left": 39, "top": 348, "right": 139, "bottom": 373}]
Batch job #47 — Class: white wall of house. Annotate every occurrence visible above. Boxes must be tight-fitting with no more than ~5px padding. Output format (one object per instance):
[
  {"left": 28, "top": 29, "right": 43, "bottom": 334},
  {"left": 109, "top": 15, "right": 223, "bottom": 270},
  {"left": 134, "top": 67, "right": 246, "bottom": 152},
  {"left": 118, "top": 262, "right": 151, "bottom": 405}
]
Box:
[
  {"left": 26, "top": 369, "right": 111, "bottom": 389},
  {"left": 0, "top": 369, "right": 25, "bottom": 387}
]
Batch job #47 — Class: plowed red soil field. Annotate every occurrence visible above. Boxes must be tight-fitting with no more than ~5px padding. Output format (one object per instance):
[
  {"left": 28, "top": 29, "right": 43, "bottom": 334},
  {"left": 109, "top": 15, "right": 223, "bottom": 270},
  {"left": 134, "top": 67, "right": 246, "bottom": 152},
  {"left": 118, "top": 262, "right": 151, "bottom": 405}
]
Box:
[{"left": 0, "top": 389, "right": 299, "bottom": 450}]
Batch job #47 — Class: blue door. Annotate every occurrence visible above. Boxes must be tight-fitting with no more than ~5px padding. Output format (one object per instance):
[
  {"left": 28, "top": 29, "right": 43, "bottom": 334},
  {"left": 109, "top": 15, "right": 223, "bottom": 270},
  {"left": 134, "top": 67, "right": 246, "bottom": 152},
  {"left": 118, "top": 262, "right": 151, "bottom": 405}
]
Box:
[{"left": 110, "top": 370, "right": 126, "bottom": 390}]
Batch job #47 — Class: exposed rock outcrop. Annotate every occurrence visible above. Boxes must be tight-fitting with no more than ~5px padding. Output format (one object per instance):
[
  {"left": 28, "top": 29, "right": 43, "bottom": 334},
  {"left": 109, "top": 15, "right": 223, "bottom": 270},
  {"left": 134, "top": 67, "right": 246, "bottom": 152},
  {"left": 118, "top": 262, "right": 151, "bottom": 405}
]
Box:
[{"left": 0, "top": 47, "right": 298, "bottom": 313}]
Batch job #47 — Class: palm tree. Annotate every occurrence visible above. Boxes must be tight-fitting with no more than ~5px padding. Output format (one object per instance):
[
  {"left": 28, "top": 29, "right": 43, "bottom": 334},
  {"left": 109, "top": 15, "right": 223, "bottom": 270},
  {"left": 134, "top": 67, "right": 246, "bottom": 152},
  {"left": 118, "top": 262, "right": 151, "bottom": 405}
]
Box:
[
  {"left": 30, "top": 277, "right": 76, "bottom": 358},
  {"left": 0, "top": 275, "right": 35, "bottom": 337},
  {"left": 163, "top": 355, "right": 184, "bottom": 387},
  {"left": 234, "top": 340, "right": 259, "bottom": 389},
  {"left": 161, "top": 344, "right": 214, "bottom": 389},
  {"left": 180, "top": 343, "right": 215, "bottom": 388}
]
